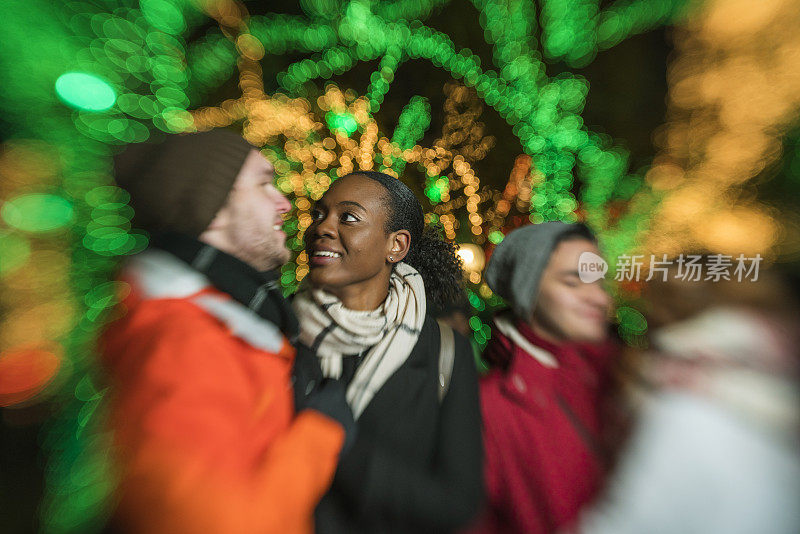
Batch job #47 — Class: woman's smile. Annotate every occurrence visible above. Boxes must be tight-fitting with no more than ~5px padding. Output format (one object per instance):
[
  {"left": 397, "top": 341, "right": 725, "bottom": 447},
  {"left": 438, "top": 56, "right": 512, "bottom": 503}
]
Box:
[{"left": 309, "top": 245, "right": 343, "bottom": 266}]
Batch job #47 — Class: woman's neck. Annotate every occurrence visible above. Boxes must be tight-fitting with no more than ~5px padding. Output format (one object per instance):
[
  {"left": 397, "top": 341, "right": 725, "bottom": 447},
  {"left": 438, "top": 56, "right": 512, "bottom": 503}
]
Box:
[{"left": 324, "top": 271, "right": 392, "bottom": 311}]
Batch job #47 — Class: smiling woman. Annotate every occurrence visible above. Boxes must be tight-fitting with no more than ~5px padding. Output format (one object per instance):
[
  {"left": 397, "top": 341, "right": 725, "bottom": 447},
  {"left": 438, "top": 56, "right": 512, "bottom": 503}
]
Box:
[{"left": 292, "top": 172, "right": 483, "bottom": 534}]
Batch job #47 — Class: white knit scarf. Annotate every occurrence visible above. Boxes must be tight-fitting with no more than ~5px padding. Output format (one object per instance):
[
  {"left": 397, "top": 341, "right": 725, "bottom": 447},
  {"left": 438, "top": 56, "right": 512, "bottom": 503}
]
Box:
[{"left": 292, "top": 262, "right": 426, "bottom": 419}]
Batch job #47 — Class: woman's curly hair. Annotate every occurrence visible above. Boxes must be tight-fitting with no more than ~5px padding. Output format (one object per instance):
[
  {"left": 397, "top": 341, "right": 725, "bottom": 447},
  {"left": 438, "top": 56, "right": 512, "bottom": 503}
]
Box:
[{"left": 347, "top": 171, "right": 464, "bottom": 310}]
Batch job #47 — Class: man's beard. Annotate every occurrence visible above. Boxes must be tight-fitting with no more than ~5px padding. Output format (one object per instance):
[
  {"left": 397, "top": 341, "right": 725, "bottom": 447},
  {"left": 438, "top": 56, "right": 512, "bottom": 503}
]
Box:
[{"left": 243, "top": 235, "right": 289, "bottom": 272}]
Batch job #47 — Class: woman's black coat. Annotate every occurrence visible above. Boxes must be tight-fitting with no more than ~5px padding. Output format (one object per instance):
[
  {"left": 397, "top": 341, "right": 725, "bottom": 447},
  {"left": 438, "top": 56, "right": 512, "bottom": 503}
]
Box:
[{"left": 293, "top": 314, "right": 484, "bottom": 534}]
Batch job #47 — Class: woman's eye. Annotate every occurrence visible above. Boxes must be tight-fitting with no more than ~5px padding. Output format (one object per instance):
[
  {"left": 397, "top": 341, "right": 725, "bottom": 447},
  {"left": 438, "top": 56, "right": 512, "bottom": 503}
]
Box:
[
  {"left": 341, "top": 212, "right": 358, "bottom": 222},
  {"left": 311, "top": 209, "right": 323, "bottom": 221}
]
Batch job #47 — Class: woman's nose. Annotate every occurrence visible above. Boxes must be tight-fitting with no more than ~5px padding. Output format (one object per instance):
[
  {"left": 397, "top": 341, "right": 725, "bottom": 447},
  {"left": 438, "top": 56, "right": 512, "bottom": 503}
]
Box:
[{"left": 314, "top": 214, "right": 338, "bottom": 239}]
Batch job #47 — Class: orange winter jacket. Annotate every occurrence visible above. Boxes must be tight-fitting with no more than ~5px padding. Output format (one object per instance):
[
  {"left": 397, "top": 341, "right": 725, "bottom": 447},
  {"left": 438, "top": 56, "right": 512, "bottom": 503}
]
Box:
[{"left": 102, "top": 250, "right": 343, "bottom": 534}]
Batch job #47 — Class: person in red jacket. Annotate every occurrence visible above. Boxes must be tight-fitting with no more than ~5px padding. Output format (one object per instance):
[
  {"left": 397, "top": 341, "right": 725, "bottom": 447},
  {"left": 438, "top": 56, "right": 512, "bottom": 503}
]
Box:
[
  {"left": 466, "top": 222, "right": 617, "bottom": 534},
  {"left": 103, "top": 130, "right": 353, "bottom": 534}
]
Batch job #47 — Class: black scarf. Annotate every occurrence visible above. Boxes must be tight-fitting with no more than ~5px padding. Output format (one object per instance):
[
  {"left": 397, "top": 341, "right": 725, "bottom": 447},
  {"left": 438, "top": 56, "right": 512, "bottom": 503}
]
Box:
[{"left": 150, "top": 232, "right": 299, "bottom": 342}]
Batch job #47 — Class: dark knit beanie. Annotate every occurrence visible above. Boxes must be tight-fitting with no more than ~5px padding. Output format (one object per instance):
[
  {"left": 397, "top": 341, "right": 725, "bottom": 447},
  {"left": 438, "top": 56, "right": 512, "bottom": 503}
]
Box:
[{"left": 113, "top": 129, "right": 254, "bottom": 237}]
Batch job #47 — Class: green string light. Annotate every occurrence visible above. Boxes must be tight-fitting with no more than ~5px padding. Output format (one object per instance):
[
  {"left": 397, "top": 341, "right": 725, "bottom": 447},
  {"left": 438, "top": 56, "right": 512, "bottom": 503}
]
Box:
[
  {"left": 388, "top": 95, "right": 431, "bottom": 175},
  {"left": 325, "top": 111, "right": 359, "bottom": 135},
  {"left": 55, "top": 72, "right": 117, "bottom": 112}
]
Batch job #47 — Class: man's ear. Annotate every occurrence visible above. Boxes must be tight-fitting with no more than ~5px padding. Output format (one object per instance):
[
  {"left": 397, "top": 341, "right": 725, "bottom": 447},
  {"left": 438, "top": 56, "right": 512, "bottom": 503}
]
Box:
[{"left": 386, "top": 229, "right": 411, "bottom": 263}]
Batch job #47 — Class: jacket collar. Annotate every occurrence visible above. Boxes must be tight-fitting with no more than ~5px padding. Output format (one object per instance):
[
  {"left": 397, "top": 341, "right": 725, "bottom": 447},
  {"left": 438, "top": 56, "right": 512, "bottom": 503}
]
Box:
[
  {"left": 493, "top": 313, "right": 559, "bottom": 368},
  {"left": 124, "top": 250, "right": 291, "bottom": 358},
  {"left": 149, "top": 233, "right": 299, "bottom": 341},
  {"left": 492, "top": 311, "right": 601, "bottom": 410},
  {"left": 124, "top": 248, "right": 209, "bottom": 299}
]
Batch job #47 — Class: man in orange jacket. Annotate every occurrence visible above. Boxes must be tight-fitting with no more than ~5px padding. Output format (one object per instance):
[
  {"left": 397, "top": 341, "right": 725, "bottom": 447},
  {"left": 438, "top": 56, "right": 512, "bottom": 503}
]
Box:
[{"left": 104, "top": 130, "right": 353, "bottom": 534}]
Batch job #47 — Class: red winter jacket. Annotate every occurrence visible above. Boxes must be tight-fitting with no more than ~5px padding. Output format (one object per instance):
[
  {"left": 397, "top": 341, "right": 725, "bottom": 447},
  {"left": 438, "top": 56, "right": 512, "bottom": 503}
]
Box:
[
  {"left": 102, "top": 250, "right": 344, "bottom": 534},
  {"left": 466, "top": 312, "right": 616, "bottom": 534}
]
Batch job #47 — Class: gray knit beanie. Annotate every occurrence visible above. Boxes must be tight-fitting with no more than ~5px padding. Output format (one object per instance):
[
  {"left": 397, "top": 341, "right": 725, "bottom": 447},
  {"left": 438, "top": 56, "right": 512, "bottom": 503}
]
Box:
[
  {"left": 113, "top": 129, "right": 254, "bottom": 237},
  {"left": 485, "top": 222, "right": 595, "bottom": 322}
]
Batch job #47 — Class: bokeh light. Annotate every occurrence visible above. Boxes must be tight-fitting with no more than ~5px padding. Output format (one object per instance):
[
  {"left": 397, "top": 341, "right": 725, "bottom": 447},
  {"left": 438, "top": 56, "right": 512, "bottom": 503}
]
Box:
[
  {"left": 1, "top": 193, "right": 74, "bottom": 233},
  {"left": 0, "top": 345, "right": 61, "bottom": 407},
  {"left": 55, "top": 72, "right": 117, "bottom": 112}
]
